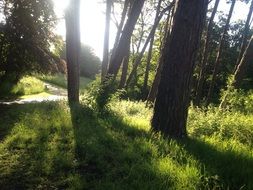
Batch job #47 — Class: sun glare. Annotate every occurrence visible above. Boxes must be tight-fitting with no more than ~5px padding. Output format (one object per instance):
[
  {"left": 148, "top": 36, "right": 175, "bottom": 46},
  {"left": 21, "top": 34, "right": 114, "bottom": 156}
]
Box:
[{"left": 52, "top": 0, "right": 249, "bottom": 60}]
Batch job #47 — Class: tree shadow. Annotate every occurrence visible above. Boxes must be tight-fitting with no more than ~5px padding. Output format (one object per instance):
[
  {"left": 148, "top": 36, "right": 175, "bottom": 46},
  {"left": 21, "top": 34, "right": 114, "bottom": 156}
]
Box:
[
  {"left": 0, "top": 103, "right": 25, "bottom": 141},
  {"left": 69, "top": 104, "right": 177, "bottom": 189},
  {"left": 0, "top": 102, "right": 75, "bottom": 189},
  {"left": 70, "top": 104, "right": 253, "bottom": 189},
  {"left": 1, "top": 102, "right": 252, "bottom": 189},
  {"left": 179, "top": 137, "right": 253, "bottom": 189}
]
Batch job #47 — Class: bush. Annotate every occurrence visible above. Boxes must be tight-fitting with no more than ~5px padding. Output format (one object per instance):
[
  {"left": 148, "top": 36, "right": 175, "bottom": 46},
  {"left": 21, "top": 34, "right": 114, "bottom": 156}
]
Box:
[{"left": 220, "top": 88, "right": 253, "bottom": 113}]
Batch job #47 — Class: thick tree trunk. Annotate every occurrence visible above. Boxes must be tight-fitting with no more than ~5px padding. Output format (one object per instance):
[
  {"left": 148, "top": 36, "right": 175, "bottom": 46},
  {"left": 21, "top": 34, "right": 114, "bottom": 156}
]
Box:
[
  {"left": 151, "top": 0, "right": 207, "bottom": 138},
  {"left": 65, "top": 0, "right": 80, "bottom": 103},
  {"left": 234, "top": 0, "right": 253, "bottom": 70},
  {"left": 206, "top": 0, "right": 236, "bottom": 104},
  {"left": 147, "top": 6, "right": 174, "bottom": 103},
  {"left": 101, "top": 0, "right": 112, "bottom": 80},
  {"left": 195, "top": 0, "right": 220, "bottom": 106},
  {"left": 125, "top": 2, "right": 174, "bottom": 87},
  {"left": 107, "top": 0, "right": 145, "bottom": 78}
]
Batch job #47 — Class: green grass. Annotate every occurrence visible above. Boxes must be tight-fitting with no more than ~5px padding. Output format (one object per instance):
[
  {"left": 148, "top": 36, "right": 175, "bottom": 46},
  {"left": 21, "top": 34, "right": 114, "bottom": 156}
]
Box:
[
  {"left": 0, "top": 100, "right": 252, "bottom": 189},
  {"left": 0, "top": 76, "right": 45, "bottom": 99},
  {"left": 38, "top": 73, "right": 92, "bottom": 91}
]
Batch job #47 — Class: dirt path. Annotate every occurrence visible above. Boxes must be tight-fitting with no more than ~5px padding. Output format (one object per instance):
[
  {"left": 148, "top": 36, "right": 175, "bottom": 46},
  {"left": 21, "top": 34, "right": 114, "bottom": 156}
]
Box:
[{"left": 0, "top": 82, "right": 67, "bottom": 105}]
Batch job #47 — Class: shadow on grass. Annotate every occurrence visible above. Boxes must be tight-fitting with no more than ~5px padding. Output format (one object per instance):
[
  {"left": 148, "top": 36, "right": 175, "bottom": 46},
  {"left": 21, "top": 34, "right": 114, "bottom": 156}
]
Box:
[
  {"left": 0, "top": 102, "right": 75, "bottom": 189},
  {"left": 179, "top": 137, "right": 253, "bottom": 189},
  {"left": 0, "top": 103, "right": 24, "bottom": 141},
  {"left": 70, "top": 104, "right": 253, "bottom": 189},
  {"left": 0, "top": 102, "right": 252, "bottom": 189},
  {"left": 69, "top": 104, "right": 176, "bottom": 189}
]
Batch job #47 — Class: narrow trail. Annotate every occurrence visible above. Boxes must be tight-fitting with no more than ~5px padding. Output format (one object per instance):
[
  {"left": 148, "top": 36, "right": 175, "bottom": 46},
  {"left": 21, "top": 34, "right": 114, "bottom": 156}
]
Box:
[{"left": 0, "top": 82, "right": 67, "bottom": 105}]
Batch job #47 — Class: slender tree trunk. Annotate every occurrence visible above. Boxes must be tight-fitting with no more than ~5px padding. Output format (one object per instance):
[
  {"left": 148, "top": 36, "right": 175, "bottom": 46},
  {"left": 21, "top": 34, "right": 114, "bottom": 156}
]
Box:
[
  {"left": 234, "top": 0, "right": 253, "bottom": 70},
  {"left": 147, "top": 6, "right": 174, "bottom": 103},
  {"left": 195, "top": 0, "right": 220, "bottom": 106},
  {"left": 125, "top": 3, "right": 174, "bottom": 87},
  {"left": 142, "top": 37, "right": 154, "bottom": 99},
  {"left": 119, "top": 44, "right": 130, "bottom": 88},
  {"left": 107, "top": 0, "right": 145, "bottom": 78},
  {"left": 65, "top": 0, "right": 80, "bottom": 103},
  {"left": 220, "top": 35, "right": 253, "bottom": 108},
  {"left": 101, "top": 0, "right": 112, "bottom": 80},
  {"left": 151, "top": 0, "right": 207, "bottom": 138},
  {"left": 142, "top": 0, "right": 162, "bottom": 99},
  {"left": 206, "top": 0, "right": 236, "bottom": 104},
  {"left": 233, "top": 36, "right": 253, "bottom": 88},
  {"left": 111, "top": 0, "right": 129, "bottom": 58}
]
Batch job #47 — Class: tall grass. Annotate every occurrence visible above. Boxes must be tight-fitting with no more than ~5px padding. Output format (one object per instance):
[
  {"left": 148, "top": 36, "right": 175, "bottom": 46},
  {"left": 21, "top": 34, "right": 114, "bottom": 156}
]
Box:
[
  {"left": 0, "top": 98, "right": 252, "bottom": 189},
  {"left": 0, "top": 76, "right": 45, "bottom": 98}
]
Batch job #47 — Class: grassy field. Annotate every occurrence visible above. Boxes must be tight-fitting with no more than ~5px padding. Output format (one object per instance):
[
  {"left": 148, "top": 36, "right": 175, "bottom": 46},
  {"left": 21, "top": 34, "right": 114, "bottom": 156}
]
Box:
[
  {"left": 0, "top": 98, "right": 252, "bottom": 189},
  {"left": 0, "top": 76, "right": 45, "bottom": 99},
  {"left": 38, "top": 74, "right": 92, "bottom": 92}
]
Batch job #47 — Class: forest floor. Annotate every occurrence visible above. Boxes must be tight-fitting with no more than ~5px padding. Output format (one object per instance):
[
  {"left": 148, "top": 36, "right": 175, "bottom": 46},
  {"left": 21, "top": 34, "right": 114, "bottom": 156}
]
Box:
[{"left": 0, "top": 98, "right": 252, "bottom": 189}]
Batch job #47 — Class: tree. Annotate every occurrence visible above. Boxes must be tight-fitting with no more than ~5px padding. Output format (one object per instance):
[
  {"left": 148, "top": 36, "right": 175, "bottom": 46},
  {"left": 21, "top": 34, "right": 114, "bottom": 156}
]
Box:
[
  {"left": 107, "top": 0, "right": 145, "bottom": 78},
  {"left": 101, "top": 0, "right": 112, "bottom": 80},
  {"left": 125, "top": 2, "right": 175, "bottom": 87},
  {"left": 142, "top": 0, "right": 163, "bottom": 98},
  {"left": 206, "top": 0, "right": 236, "bottom": 104},
  {"left": 151, "top": 0, "right": 207, "bottom": 138},
  {"left": 195, "top": 0, "right": 220, "bottom": 105},
  {"left": 220, "top": 35, "right": 253, "bottom": 108},
  {"left": 0, "top": 0, "right": 57, "bottom": 83},
  {"left": 65, "top": 0, "right": 81, "bottom": 103},
  {"left": 147, "top": 6, "right": 174, "bottom": 103},
  {"left": 234, "top": 0, "right": 253, "bottom": 70}
]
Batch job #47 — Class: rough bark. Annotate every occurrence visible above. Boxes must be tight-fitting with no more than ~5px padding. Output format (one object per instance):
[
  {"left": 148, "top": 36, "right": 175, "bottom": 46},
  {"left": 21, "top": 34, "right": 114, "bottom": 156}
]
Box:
[
  {"left": 234, "top": 0, "right": 253, "bottom": 70},
  {"left": 206, "top": 0, "right": 236, "bottom": 104},
  {"left": 151, "top": 0, "right": 207, "bottom": 138},
  {"left": 195, "top": 0, "right": 220, "bottom": 106},
  {"left": 101, "top": 0, "right": 112, "bottom": 80},
  {"left": 107, "top": 0, "right": 145, "bottom": 78},
  {"left": 65, "top": 0, "right": 80, "bottom": 103}
]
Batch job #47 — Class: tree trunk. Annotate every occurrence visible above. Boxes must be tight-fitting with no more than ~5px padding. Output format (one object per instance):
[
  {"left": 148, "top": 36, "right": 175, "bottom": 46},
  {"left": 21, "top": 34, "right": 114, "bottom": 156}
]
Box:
[
  {"left": 142, "top": 0, "right": 162, "bottom": 99},
  {"left": 125, "top": 2, "right": 174, "bottom": 87},
  {"left": 147, "top": 6, "right": 174, "bottom": 103},
  {"left": 220, "top": 35, "right": 253, "bottom": 108},
  {"left": 101, "top": 0, "right": 112, "bottom": 80},
  {"left": 107, "top": 0, "right": 145, "bottom": 78},
  {"left": 206, "top": 0, "right": 236, "bottom": 104},
  {"left": 65, "top": 0, "right": 80, "bottom": 103},
  {"left": 151, "top": 0, "right": 207, "bottom": 138},
  {"left": 119, "top": 44, "right": 130, "bottom": 88},
  {"left": 234, "top": 0, "right": 253, "bottom": 70},
  {"left": 233, "top": 35, "right": 253, "bottom": 88},
  {"left": 111, "top": 0, "right": 130, "bottom": 58},
  {"left": 195, "top": 0, "right": 220, "bottom": 106}
]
